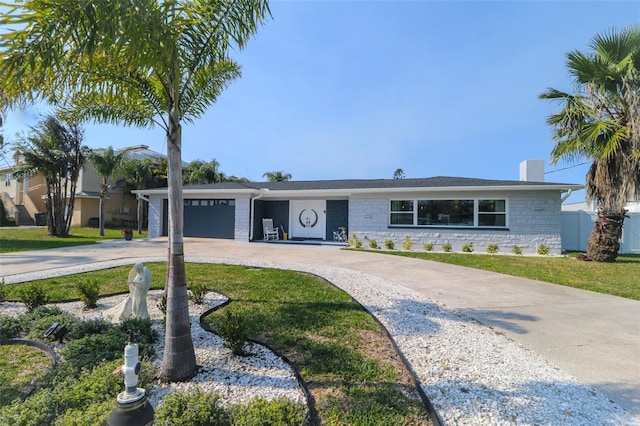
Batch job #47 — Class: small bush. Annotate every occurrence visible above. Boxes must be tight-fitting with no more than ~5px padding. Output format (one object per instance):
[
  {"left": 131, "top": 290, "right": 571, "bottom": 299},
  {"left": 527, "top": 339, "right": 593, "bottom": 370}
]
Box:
[
  {"left": 18, "top": 282, "right": 50, "bottom": 311},
  {"left": 0, "top": 315, "right": 21, "bottom": 339},
  {"left": 215, "top": 310, "right": 248, "bottom": 356},
  {"left": 486, "top": 244, "right": 499, "bottom": 254},
  {"left": 230, "top": 397, "right": 306, "bottom": 425},
  {"left": 441, "top": 243, "right": 452, "bottom": 252},
  {"left": 0, "top": 279, "right": 6, "bottom": 302},
  {"left": 348, "top": 233, "right": 362, "bottom": 248},
  {"left": 75, "top": 280, "right": 100, "bottom": 309},
  {"left": 537, "top": 244, "right": 550, "bottom": 255},
  {"left": 368, "top": 239, "right": 378, "bottom": 249},
  {"left": 155, "top": 389, "right": 230, "bottom": 426},
  {"left": 513, "top": 245, "right": 523, "bottom": 255},
  {"left": 402, "top": 236, "right": 413, "bottom": 250},
  {"left": 462, "top": 242, "right": 473, "bottom": 253},
  {"left": 384, "top": 239, "right": 394, "bottom": 250},
  {"left": 423, "top": 242, "right": 433, "bottom": 251},
  {"left": 188, "top": 281, "right": 208, "bottom": 304}
]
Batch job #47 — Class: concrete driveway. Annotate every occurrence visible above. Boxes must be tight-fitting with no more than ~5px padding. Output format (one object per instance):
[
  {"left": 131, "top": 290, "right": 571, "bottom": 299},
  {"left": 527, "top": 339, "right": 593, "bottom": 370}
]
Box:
[{"left": 1, "top": 237, "right": 638, "bottom": 417}]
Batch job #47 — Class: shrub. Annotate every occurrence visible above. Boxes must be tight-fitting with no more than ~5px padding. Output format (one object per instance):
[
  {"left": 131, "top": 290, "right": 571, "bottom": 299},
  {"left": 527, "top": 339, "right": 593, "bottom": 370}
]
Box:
[
  {"left": 0, "top": 279, "right": 6, "bottom": 302},
  {"left": 215, "top": 310, "right": 248, "bottom": 356},
  {"left": 513, "top": 245, "right": 523, "bottom": 255},
  {"left": 423, "top": 242, "right": 433, "bottom": 251},
  {"left": 0, "top": 315, "right": 21, "bottom": 339},
  {"left": 155, "top": 389, "right": 231, "bottom": 426},
  {"left": 18, "top": 282, "right": 50, "bottom": 311},
  {"left": 20, "top": 306, "right": 78, "bottom": 341},
  {"left": 384, "top": 239, "right": 394, "bottom": 250},
  {"left": 69, "top": 317, "right": 110, "bottom": 339},
  {"left": 486, "top": 244, "right": 499, "bottom": 254},
  {"left": 441, "top": 243, "right": 452, "bottom": 252},
  {"left": 230, "top": 397, "right": 306, "bottom": 425},
  {"left": 462, "top": 242, "right": 473, "bottom": 253},
  {"left": 368, "top": 239, "right": 378, "bottom": 249},
  {"left": 537, "top": 244, "right": 550, "bottom": 255},
  {"left": 348, "top": 233, "right": 362, "bottom": 248},
  {"left": 188, "top": 281, "right": 208, "bottom": 304},
  {"left": 402, "top": 236, "right": 413, "bottom": 250},
  {"left": 75, "top": 280, "right": 100, "bottom": 309}
]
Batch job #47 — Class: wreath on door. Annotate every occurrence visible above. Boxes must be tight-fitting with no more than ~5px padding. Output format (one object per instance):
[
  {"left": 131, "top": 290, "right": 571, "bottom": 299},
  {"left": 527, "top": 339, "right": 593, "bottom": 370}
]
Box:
[{"left": 298, "top": 209, "right": 319, "bottom": 228}]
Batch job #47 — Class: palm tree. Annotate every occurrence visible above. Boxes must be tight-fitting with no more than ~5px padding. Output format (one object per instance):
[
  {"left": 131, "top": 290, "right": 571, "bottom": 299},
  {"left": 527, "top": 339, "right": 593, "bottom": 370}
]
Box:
[
  {"left": 119, "top": 158, "right": 155, "bottom": 234},
  {"left": 540, "top": 27, "right": 640, "bottom": 262},
  {"left": 263, "top": 170, "right": 292, "bottom": 182},
  {"left": 183, "top": 158, "right": 222, "bottom": 184},
  {"left": 393, "top": 168, "right": 405, "bottom": 179},
  {"left": 0, "top": 0, "right": 269, "bottom": 381},
  {"left": 13, "top": 115, "right": 88, "bottom": 237},
  {"left": 89, "top": 146, "right": 127, "bottom": 236}
]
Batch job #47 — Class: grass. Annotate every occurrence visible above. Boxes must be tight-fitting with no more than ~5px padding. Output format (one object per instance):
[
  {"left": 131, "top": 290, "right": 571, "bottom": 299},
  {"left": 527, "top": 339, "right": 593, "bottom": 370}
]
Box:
[
  {"left": 0, "top": 226, "right": 146, "bottom": 253},
  {"left": 363, "top": 250, "right": 640, "bottom": 300},
  {"left": 0, "top": 344, "right": 52, "bottom": 405},
  {"left": 3, "top": 263, "right": 432, "bottom": 425}
]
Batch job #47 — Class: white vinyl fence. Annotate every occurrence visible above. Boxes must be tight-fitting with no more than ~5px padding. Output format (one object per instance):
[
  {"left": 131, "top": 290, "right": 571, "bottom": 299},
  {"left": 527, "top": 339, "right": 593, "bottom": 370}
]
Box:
[{"left": 561, "top": 211, "right": 640, "bottom": 254}]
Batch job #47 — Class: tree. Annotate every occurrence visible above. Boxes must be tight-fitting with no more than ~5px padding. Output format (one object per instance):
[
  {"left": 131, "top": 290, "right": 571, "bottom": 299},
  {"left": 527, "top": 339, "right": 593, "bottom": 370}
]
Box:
[
  {"left": 183, "top": 158, "right": 221, "bottom": 184},
  {"left": 393, "top": 168, "right": 405, "bottom": 179},
  {"left": 540, "top": 26, "right": 640, "bottom": 262},
  {"left": 0, "top": 0, "right": 269, "bottom": 381},
  {"left": 119, "top": 158, "right": 155, "bottom": 234},
  {"left": 263, "top": 170, "right": 292, "bottom": 182},
  {"left": 89, "top": 146, "right": 127, "bottom": 236},
  {"left": 13, "top": 115, "right": 88, "bottom": 237}
]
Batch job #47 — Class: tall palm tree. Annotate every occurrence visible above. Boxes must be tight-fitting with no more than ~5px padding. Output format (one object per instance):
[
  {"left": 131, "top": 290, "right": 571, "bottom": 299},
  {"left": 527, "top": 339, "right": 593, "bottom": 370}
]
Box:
[
  {"left": 540, "top": 26, "right": 640, "bottom": 262},
  {"left": 89, "top": 146, "right": 127, "bottom": 236},
  {"left": 263, "top": 170, "right": 292, "bottom": 182},
  {"left": 0, "top": 0, "right": 269, "bottom": 381}
]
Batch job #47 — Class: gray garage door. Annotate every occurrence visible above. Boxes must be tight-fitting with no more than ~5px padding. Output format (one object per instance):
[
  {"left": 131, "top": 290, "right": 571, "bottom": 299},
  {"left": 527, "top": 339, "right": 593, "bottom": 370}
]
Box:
[{"left": 163, "top": 199, "right": 235, "bottom": 239}]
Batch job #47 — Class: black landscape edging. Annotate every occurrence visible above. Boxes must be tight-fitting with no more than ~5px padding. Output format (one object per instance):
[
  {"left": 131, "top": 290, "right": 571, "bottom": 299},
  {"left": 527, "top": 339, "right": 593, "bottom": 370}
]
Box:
[
  {"left": 198, "top": 297, "right": 320, "bottom": 426},
  {"left": 305, "top": 272, "right": 447, "bottom": 426},
  {"left": 0, "top": 338, "right": 57, "bottom": 366}
]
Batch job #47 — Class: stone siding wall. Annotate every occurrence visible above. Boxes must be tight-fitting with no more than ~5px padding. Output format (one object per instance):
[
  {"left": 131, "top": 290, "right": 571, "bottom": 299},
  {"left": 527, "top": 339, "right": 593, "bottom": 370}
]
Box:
[
  {"left": 148, "top": 196, "right": 163, "bottom": 238},
  {"left": 348, "top": 191, "right": 563, "bottom": 254},
  {"left": 234, "top": 197, "right": 251, "bottom": 241}
]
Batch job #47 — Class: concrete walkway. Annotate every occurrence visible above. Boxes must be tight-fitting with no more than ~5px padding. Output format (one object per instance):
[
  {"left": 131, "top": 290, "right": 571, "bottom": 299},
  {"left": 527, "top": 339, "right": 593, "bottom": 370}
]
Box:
[{"left": 1, "top": 237, "right": 638, "bottom": 417}]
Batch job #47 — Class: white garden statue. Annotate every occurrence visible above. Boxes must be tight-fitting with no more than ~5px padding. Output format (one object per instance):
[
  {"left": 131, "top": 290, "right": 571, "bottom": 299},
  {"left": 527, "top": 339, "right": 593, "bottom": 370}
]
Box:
[{"left": 105, "top": 263, "right": 151, "bottom": 322}]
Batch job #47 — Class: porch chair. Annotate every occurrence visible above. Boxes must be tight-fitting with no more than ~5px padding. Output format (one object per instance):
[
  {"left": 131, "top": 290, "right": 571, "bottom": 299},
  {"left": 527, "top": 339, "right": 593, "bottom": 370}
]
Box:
[{"left": 262, "top": 218, "right": 279, "bottom": 240}]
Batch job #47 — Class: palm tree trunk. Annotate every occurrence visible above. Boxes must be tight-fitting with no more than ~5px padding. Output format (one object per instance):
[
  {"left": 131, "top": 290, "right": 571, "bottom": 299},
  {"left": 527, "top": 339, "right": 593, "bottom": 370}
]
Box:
[
  {"left": 586, "top": 211, "right": 626, "bottom": 262},
  {"left": 160, "top": 103, "right": 197, "bottom": 382},
  {"left": 136, "top": 196, "right": 144, "bottom": 234}
]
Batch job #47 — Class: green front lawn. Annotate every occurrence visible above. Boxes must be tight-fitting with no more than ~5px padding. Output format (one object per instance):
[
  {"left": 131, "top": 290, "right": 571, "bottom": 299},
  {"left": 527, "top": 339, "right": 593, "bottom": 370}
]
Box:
[
  {"left": 0, "top": 226, "right": 146, "bottom": 253},
  {"left": 364, "top": 250, "right": 640, "bottom": 300}
]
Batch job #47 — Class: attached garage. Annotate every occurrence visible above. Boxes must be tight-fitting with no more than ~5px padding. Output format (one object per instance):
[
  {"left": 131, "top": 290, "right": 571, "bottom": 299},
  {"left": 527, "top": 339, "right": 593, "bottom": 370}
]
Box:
[{"left": 163, "top": 199, "right": 235, "bottom": 238}]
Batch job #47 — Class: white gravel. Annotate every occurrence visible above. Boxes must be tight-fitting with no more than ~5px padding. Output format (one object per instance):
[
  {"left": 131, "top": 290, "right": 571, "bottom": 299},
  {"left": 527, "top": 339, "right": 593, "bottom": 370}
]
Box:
[{"left": 2, "top": 255, "right": 638, "bottom": 426}]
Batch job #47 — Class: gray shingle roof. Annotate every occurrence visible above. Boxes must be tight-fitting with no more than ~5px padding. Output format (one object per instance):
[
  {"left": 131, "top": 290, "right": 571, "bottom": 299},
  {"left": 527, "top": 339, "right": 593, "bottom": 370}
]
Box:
[{"left": 182, "top": 176, "right": 579, "bottom": 191}]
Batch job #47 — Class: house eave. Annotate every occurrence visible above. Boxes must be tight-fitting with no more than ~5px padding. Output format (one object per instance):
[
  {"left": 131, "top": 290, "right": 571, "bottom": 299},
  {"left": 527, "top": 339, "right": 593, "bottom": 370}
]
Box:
[{"left": 134, "top": 183, "right": 584, "bottom": 198}]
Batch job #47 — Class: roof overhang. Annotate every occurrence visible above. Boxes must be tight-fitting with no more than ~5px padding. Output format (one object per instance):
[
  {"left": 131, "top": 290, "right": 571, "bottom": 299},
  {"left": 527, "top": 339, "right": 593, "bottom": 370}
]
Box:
[{"left": 134, "top": 183, "right": 584, "bottom": 198}]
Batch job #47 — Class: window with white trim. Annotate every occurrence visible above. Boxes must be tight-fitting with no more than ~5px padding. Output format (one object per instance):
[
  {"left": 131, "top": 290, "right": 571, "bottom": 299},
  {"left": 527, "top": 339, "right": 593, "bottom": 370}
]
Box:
[{"left": 390, "top": 199, "right": 507, "bottom": 228}]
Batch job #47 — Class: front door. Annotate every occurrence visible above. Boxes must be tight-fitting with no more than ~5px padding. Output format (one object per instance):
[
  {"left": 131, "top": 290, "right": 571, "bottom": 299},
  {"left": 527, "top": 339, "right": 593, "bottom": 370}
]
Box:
[{"left": 290, "top": 200, "right": 326, "bottom": 239}]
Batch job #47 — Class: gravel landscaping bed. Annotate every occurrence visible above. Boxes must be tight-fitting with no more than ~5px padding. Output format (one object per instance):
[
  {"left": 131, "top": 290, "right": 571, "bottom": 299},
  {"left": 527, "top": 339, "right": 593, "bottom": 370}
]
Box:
[{"left": 2, "top": 255, "right": 638, "bottom": 425}]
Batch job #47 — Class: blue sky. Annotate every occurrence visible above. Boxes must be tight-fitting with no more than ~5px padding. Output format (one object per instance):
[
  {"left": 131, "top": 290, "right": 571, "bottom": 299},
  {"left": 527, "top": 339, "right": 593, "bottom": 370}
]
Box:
[{"left": 3, "top": 1, "right": 639, "bottom": 203}]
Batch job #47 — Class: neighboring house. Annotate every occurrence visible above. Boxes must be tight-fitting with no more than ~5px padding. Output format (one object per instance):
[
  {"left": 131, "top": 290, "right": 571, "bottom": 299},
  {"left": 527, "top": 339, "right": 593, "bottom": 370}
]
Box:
[
  {"left": 138, "top": 160, "right": 583, "bottom": 255},
  {"left": 0, "top": 144, "right": 165, "bottom": 227},
  {"left": 561, "top": 199, "right": 640, "bottom": 254}
]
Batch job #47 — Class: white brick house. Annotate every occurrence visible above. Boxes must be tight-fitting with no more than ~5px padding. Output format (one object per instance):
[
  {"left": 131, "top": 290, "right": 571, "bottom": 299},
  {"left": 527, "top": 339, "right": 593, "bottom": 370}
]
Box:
[{"left": 138, "top": 170, "right": 582, "bottom": 255}]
